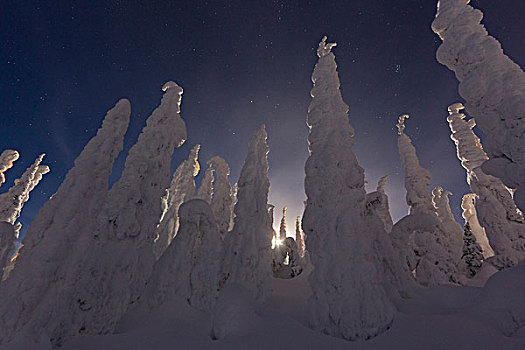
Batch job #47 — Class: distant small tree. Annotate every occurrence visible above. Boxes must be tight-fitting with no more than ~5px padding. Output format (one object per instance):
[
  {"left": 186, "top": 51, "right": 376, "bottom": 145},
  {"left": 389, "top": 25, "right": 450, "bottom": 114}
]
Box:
[{"left": 461, "top": 223, "right": 484, "bottom": 278}]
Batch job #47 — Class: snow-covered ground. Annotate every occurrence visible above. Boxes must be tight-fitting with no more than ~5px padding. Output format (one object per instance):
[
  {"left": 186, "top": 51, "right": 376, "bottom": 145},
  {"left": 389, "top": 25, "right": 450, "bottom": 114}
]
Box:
[{"left": 2, "top": 263, "right": 517, "bottom": 350}]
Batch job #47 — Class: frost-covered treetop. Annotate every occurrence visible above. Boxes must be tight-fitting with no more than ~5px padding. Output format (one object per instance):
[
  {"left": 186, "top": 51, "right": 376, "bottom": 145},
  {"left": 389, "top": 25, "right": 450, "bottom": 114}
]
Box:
[
  {"left": 396, "top": 114, "right": 409, "bottom": 135},
  {"left": 162, "top": 81, "right": 183, "bottom": 94},
  {"left": 0, "top": 150, "right": 19, "bottom": 186},
  {"left": 317, "top": 36, "right": 337, "bottom": 58}
]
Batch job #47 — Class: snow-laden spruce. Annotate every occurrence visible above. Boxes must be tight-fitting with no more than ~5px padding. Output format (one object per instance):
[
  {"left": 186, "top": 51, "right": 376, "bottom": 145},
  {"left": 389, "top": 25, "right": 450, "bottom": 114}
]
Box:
[
  {"left": 295, "top": 216, "right": 305, "bottom": 258},
  {"left": 396, "top": 115, "right": 435, "bottom": 215},
  {"left": 432, "top": 0, "right": 525, "bottom": 213},
  {"left": 221, "top": 125, "right": 273, "bottom": 302},
  {"left": 196, "top": 162, "right": 214, "bottom": 203},
  {"left": 447, "top": 103, "right": 525, "bottom": 269},
  {"left": 279, "top": 207, "right": 287, "bottom": 242},
  {"left": 0, "top": 150, "right": 19, "bottom": 189},
  {"left": 303, "top": 36, "right": 401, "bottom": 341},
  {"left": 461, "top": 223, "right": 484, "bottom": 278},
  {"left": 58, "top": 81, "right": 188, "bottom": 341},
  {"left": 209, "top": 156, "right": 234, "bottom": 241},
  {"left": 431, "top": 186, "right": 464, "bottom": 257},
  {"left": 395, "top": 114, "right": 461, "bottom": 286},
  {"left": 366, "top": 175, "right": 394, "bottom": 233},
  {"left": 461, "top": 193, "right": 494, "bottom": 258},
  {"left": 0, "top": 99, "right": 131, "bottom": 346},
  {"left": 146, "top": 199, "right": 222, "bottom": 311},
  {"left": 153, "top": 144, "right": 200, "bottom": 259},
  {"left": 0, "top": 154, "right": 48, "bottom": 224}
]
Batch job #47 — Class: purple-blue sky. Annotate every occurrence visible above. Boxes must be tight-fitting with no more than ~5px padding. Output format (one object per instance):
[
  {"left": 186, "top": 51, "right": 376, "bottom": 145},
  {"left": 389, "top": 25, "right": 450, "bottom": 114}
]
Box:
[{"left": 1, "top": 0, "right": 524, "bottom": 237}]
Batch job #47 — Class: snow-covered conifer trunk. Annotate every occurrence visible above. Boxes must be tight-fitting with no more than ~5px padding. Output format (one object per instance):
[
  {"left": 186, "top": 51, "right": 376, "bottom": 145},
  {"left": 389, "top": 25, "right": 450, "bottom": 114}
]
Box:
[
  {"left": 221, "top": 125, "right": 273, "bottom": 302},
  {"left": 0, "top": 99, "right": 131, "bottom": 346},
  {"left": 0, "top": 154, "right": 48, "bottom": 224},
  {"left": 365, "top": 176, "right": 394, "bottom": 233},
  {"left": 461, "top": 193, "right": 494, "bottom": 258},
  {"left": 209, "top": 156, "right": 234, "bottom": 241},
  {"left": 447, "top": 104, "right": 525, "bottom": 268},
  {"left": 303, "top": 37, "right": 398, "bottom": 341},
  {"left": 0, "top": 150, "right": 19, "bottom": 189},
  {"left": 196, "top": 163, "right": 214, "bottom": 203},
  {"left": 432, "top": 0, "right": 525, "bottom": 212},
  {"left": 146, "top": 199, "right": 222, "bottom": 311},
  {"left": 153, "top": 144, "right": 200, "bottom": 259},
  {"left": 58, "top": 81, "right": 187, "bottom": 341}
]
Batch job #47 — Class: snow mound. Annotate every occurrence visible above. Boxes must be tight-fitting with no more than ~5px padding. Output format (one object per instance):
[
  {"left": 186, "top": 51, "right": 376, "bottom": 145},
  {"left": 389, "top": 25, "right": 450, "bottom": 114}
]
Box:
[{"left": 211, "top": 283, "right": 263, "bottom": 340}]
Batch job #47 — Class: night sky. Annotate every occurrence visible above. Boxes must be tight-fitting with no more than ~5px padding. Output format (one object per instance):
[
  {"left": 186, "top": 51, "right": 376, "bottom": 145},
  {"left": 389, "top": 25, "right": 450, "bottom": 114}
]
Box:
[{"left": 1, "top": 1, "right": 524, "bottom": 238}]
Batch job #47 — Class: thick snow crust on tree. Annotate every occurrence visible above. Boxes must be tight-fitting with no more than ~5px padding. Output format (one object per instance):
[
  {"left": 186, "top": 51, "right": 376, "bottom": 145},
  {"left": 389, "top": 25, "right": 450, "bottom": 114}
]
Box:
[
  {"left": 396, "top": 115, "right": 435, "bottom": 215},
  {"left": 0, "top": 222, "right": 15, "bottom": 276},
  {"left": 432, "top": 0, "right": 525, "bottom": 213},
  {"left": 153, "top": 144, "right": 200, "bottom": 259},
  {"left": 197, "top": 163, "right": 214, "bottom": 203},
  {"left": 0, "top": 154, "right": 48, "bottom": 224},
  {"left": 295, "top": 216, "right": 306, "bottom": 258},
  {"left": 447, "top": 104, "right": 525, "bottom": 268},
  {"left": 461, "top": 193, "right": 494, "bottom": 258},
  {"left": 0, "top": 150, "right": 19, "bottom": 189},
  {"left": 0, "top": 98, "right": 131, "bottom": 346},
  {"left": 208, "top": 156, "right": 234, "bottom": 241},
  {"left": 303, "top": 36, "right": 405, "bottom": 341},
  {"left": 366, "top": 176, "right": 394, "bottom": 233},
  {"left": 279, "top": 207, "right": 287, "bottom": 241},
  {"left": 221, "top": 125, "right": 273, "bottom": 302},
  {"left": 461, "top": 223, "right": 484, "bottom": 278},
  {"left": 146, "top": 199, "right": 222, "bottom": 312}
]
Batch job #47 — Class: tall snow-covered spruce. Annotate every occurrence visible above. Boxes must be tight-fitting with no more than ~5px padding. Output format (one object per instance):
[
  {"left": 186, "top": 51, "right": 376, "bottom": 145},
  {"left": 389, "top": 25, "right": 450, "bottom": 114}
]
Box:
[
  {"left": 209, "top": 156, "right": 234, "bottom": 241},
  {"left": 221, "top": 125, "right": 273, "bottom": 302},
  {"left": 0, "top": 98, "right": 131, "bottom": 346},
  {"left": 432, "top": 0, "right": 525, "bottom": 212},
  {"left": 447, "top": 103, "right": 525, "bottom": 268},
  {"left": 303, "top": 36, "right": 398, "bottom": 341},
  {"left": 394, "top": 114, "right": 461, "bottom": 286},
  {"left": 366, "top": 175, "right": 394, "bottom": 233}
]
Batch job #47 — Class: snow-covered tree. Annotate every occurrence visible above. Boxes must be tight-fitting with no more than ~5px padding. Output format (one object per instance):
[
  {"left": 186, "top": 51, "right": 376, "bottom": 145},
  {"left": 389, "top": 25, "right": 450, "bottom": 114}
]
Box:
[
  {"left": 60, "top": 81, "right": 188, "bottom": 340},
  {"left": 461, "top": 223, "right": 484, "bottom": 278},
  {"left": 366, "top": 175, "right": 394, "bottom": 233},
  {"left": 153, "top": 144, "right": 200, "bottom": 259},
  {"left": 279, "top": 207, "right": 287, "bottom": 242},
  {"left": 303, "top": 36, "right": 399, "bottom": 341},
  {"left": 431, "top": 186, "right": 464, "bottom": 256},
  {"left": 0, "top": 155, "right": 49, "bottom": 224},
  {"left": 196, "top": 163, "right": 214, "bottom": 203},
  {"left": 447, "top": 103, "right": 525, "bottom": 269},
  {"left": 432, "top": 0, "right": 525, "bottom": 213},
  {"left": 0, "top": 150, "right": 19, "bottom": 189},
  {"left": 146, "top": 199, "right": 222, "bottom": 311},
  {"left": 209, "top": 156, "right": 234, "bottom": 241},
  {"left": 461, "top": 193, "right": 494, "bottom": 258},
  {"left": 395, "top": 114, "right": 461, "bottom": 286},
  {"left": 396, "top": 115, "right": 435, "bottom": 215},
  {"left": 221, "top": 125, "right": 273, "bottom": 302},
  {"left": 0, "top": 98, "right": 131, "bottom": 346},
  {"left": 295, "top": 216, "right": 305, "bottom": 258},
  {"left": 229, "top": 182, "right": 238, "bottom": 230}
]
